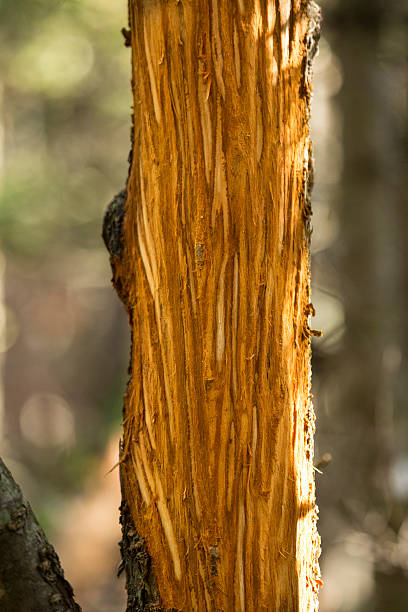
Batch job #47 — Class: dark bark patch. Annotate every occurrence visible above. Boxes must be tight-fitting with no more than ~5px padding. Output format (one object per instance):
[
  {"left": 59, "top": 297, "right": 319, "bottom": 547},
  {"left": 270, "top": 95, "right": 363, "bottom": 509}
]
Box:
[
  {"left": 102, "top": 189, "right": 127, "bottom": 259},
  {"left": 0, "top": 457, "right": 81, "bottom": 612},
  {"left": 300, "top": 1, "right": 322, "bottom": 100},
  {"left": 119, "top": 502, "right": 175, "bottom": 612},
  {"left": 209, "top": 546, "right": 220, "bottom": 576}
]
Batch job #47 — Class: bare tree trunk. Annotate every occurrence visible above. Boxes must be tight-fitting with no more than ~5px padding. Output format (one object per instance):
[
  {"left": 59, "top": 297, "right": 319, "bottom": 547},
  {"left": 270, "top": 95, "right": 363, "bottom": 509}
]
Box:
[{"left": 106, "top": 1, "right": 321, "bottom": 609}]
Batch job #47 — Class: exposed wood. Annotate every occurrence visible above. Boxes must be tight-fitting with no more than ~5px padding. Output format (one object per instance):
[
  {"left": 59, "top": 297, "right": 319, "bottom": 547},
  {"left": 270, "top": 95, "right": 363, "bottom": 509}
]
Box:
[
  {"left": 0, "top": 457, "right": 82, "bottom": 612},
  {"left": 108, "top": 1, "right": 321, "bottom": 609}
]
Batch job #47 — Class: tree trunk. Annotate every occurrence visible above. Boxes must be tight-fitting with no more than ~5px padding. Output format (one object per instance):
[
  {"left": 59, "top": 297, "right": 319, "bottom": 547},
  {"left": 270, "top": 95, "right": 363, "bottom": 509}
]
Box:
[
  {"left": 106, "top": 1, "right": 321, "bottom": 609},
  {"left": 0, "top": 458, "right": 81, "bottom": 612}
]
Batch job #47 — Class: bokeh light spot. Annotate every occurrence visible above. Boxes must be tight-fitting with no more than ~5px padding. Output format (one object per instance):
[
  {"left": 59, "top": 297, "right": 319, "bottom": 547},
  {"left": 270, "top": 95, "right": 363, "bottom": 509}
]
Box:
[{"left": 20, "top": 392, "right": 75, "bottom": 449}]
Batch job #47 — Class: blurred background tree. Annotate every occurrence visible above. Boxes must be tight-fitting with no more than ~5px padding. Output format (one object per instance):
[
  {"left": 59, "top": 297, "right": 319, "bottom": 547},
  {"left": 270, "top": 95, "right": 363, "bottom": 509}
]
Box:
[
  {"left": 0, "top": 0, "right": 407, "bottom": 610},
  {"left": 312, "top": 1, "right": 408, "bottom": 610}
]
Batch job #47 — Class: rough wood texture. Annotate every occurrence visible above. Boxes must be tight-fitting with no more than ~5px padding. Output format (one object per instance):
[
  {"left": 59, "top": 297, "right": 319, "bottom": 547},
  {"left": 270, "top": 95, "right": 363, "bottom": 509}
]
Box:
[
  {"left": 110, "top": 1, "right": 321, "bottom": 609},
  {"left": 0, "top": 458, "right": 82, "bottom": 612}
]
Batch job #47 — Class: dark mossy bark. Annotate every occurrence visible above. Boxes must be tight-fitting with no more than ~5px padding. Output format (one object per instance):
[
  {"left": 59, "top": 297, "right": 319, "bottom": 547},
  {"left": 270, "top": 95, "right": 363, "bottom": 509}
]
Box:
[{"left": 0, "top": 458, "right": 81, "bottom": 612}]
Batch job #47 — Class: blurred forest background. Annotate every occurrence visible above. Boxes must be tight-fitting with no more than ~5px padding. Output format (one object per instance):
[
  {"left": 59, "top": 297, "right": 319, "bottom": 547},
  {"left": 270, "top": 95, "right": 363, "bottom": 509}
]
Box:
[{"left": 0, "top": 0, "right": 407, "bottom": 610}]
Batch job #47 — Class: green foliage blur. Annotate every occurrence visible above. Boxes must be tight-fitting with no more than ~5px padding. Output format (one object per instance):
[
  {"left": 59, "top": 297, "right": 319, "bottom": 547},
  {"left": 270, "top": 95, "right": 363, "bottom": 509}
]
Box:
[
  {"left": 0, "top": 0, "right": 131, "bottom": 256},
  {"left": 0, "top": 0, "right": 131, "bottom": 533}
]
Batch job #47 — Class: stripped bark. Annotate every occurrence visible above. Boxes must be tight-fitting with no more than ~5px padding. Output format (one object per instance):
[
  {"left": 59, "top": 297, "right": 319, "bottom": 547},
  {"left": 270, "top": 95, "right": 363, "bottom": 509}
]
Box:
[
  {"left": 0, "top": 458, "right": 81, "bottom": 612},
  {"left": 107, "top": 1, "right": 321, "bottom": 609}
]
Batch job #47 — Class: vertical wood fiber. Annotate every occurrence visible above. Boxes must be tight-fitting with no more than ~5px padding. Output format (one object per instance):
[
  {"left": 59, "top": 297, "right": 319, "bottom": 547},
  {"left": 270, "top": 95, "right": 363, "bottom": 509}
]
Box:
[{"left": 111, "top": 1, "right": 321, "bottom": 609}]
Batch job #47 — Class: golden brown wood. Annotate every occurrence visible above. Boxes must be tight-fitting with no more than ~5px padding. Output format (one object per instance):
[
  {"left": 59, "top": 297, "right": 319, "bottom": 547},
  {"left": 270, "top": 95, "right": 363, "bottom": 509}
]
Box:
[{"left": 112, "top": 1, "right": 321, "bottom": 609}]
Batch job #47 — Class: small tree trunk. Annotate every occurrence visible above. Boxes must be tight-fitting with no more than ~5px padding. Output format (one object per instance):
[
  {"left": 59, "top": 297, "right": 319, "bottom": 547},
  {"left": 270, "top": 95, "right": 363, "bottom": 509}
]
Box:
[
  {"left": 107, "top": 1, "right": 321, "bottom": 609},
  {"left": 0, "top": 458, "right": 81, "bottom": 612}
]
